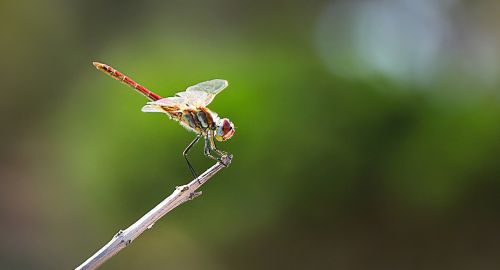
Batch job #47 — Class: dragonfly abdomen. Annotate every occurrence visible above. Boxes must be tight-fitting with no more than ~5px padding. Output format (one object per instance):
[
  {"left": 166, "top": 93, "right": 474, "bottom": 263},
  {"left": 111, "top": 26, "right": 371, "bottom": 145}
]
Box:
[{"left": 93, "top": 62, "right": 162, "bottom": 101}]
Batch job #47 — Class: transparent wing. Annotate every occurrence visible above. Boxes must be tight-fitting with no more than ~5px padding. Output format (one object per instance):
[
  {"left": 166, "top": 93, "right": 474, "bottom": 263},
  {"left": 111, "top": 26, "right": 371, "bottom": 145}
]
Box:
[
  {"left": 151, "top": 96, "right": 185, "bottom": 106},
  {"left": 187, "top": 79, "right": 228, "bottom": 94},
  {"left": 141, "top": 104, "right": 163, "bottom": 112},
  {"left": 141, "top": 96, "right": 184, "bottom": 112},
  {"left": 184, "top": 79, "right": 228, "bottom": 106},
  {"left": 143, "top": 79, "right": 228, "bottom": 111},
  {"left": 171, "top": 91, "right": 208, "bottom": 107}
]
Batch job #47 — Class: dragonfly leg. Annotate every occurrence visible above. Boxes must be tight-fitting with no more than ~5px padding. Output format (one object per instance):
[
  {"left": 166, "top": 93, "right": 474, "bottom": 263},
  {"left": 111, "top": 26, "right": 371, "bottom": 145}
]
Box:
[
  {"left": 183, "top": 134, "right": 201, "bottom": 178},
  {"left": 209, "top": 134, "right": 229, "bottom": 157},
  {"left": 203, "top": 135, "right": 219, "bottom": 161},
  {"left": 204, "top": 133, "right": 230, "bottom": 166}
]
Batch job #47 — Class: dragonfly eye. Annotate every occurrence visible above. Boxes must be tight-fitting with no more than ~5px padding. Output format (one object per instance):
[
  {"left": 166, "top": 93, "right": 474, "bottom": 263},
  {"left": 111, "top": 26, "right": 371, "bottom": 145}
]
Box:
[{"left": 215, "top": 118, "right": 235, "bottom": 142}]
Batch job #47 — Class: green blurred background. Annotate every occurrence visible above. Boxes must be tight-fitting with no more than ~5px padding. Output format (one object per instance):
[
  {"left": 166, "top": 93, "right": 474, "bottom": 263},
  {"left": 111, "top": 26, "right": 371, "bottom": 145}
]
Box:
[{"left": 1, "top": 0, "right": 500, "bottom": 269}]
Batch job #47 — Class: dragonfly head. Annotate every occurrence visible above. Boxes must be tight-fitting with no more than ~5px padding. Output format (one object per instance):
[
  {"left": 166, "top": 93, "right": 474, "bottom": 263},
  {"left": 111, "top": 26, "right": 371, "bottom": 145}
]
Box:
[{"left": 215, "top": 118, "right": 235, "bottom": 142}]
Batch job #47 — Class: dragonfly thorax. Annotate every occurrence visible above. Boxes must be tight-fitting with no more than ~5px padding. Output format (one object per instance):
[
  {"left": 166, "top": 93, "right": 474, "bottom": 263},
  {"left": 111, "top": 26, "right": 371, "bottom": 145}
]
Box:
[{"left": 176, "top": 108, "right": 216, "bottom": 133}]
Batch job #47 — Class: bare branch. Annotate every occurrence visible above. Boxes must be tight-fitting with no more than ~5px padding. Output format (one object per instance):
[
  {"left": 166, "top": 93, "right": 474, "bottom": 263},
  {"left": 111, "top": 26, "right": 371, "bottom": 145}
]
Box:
[{"left": 75, "top": 155, "right": 232, "bottom": 270}]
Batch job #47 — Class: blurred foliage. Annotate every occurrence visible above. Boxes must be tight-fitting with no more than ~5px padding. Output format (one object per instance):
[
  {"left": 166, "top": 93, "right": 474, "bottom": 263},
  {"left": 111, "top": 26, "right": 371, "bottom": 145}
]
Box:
[{"left": 1, "top": 0, "right": 500, "bottom": 269}]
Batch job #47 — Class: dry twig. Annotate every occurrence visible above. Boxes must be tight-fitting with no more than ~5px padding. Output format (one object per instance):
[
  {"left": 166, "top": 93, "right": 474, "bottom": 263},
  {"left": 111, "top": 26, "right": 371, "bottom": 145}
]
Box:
[{"left": 75, "top": 155, "right": 232, "bottom": 270}]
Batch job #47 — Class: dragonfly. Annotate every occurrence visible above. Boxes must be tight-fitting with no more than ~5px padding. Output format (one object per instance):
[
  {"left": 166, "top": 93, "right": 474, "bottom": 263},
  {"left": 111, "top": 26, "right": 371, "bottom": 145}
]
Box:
[{"left": 92, "top": 62, "right": 235, "bottom": 178}]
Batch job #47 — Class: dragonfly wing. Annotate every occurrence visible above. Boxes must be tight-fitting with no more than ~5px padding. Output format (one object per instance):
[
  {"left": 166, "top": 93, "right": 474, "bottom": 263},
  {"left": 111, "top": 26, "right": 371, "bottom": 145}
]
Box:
[
  {"left": 187, "top": 79, "right": 228, "bottom": 94},
  {"left": 143, "top": 79, "right": 228, "bottom": 112},
  {"left": 185, "top": 79, "right": 228, "bottom": 106},
  {"left": 141, "top": 104, "right": 163, "bottom": 112},
  {"left": 141, "top": 96, "right": 185, "bottom": 112},
  {"left": 150, "top": 96, "right": 185, "bottom": 106},
  {"left": 176, "top": 90, "right": 211, "bottom": 107}
]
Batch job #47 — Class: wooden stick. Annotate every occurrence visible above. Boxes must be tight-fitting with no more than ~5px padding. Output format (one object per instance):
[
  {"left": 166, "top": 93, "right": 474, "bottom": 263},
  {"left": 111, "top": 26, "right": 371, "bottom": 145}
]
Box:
[{"left": 75, "top": 155, "right": 232, "bottom": 270}]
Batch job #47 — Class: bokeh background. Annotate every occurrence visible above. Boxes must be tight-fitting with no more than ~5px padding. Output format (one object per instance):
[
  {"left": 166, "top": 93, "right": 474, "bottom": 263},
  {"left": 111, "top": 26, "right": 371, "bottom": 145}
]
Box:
[{"left": 1, "top": 0, "right": 500, "bottom": 269}]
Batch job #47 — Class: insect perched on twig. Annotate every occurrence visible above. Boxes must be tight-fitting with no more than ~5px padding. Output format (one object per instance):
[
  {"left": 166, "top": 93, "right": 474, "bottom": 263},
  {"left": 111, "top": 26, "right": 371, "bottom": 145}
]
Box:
[{"left": 92, "top": 62, "right": 235, "bottom": 177}]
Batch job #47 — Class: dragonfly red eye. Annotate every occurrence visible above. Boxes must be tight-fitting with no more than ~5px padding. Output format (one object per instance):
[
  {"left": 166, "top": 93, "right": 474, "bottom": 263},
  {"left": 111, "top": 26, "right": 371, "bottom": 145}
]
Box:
[
  {"left": 223, "top": 128, "right": 235, "bottom": 140},
  {"left": 216, "top": 118, "right": 235, "bottom": 141},
  {"left": 222, "top": 119, "right": 231, "bottom": 133}
]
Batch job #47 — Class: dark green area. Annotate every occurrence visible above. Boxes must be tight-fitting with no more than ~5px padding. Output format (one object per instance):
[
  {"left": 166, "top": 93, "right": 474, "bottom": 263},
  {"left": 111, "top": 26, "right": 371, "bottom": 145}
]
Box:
[{"left": 1, "top": 1, "right": 500, "bottom": 269}]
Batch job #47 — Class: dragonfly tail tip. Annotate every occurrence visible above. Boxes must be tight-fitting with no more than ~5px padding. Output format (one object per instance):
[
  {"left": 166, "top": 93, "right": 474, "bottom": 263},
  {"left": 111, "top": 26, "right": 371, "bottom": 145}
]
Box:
[{"left": 92, "top": 61, "right": 103, "bottom": 69}]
